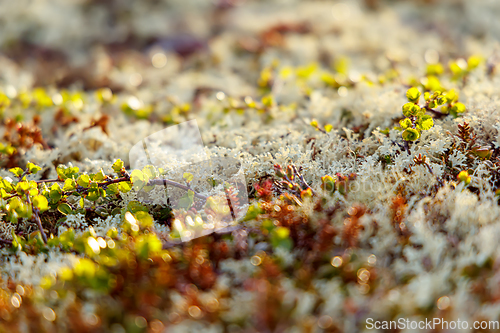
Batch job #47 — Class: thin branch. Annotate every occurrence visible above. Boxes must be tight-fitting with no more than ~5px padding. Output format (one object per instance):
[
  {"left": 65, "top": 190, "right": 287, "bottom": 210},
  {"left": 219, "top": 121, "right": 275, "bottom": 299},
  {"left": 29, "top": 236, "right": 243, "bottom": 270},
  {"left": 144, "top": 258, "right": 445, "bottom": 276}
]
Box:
[
  {"left": 291, "top": 165, "right": 316, "bottom": 195},
  {"left": 316, "top": 127, "right": 327, "bottom": 134},
  {"left": 37, "top": 176, "right": 209, "bottom": 201},
  {"left": 99, "top": 177, "right": 129, "bottom": 187},
  {"left": 278, "top": 174, "right": 302, "bottom": 198},
  {"left": 26, "top": 195, "right": 48, "bottom": 243},
  {"left": 391, "top": 140, "right": 406, "bottom": 150},
  {"left": 423, "top": 162, "right": 434, "bottom": 175},
  {"left": 36, "top": 179, "right": 60, "bottom": 184},
  {"left": 404, "top": 140, "right": 411, "bottom": 155},
  {"left": 147, "top": 179, "right": 208, "bottom": 201}
]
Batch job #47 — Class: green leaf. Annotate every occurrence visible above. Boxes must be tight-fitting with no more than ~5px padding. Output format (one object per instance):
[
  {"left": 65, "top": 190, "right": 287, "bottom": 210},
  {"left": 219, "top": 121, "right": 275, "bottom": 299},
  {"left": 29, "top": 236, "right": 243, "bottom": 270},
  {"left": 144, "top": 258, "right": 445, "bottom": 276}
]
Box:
[
  {"left": 406, "top": 87, "right": 421, "bottom": 103},
  {"left": 33, "top": 195, "right": 49, "bottom": 212},
  {"left": 28, "top": 181, "right": 38, "bottom": 196},
  {"left": 77, "top": 174, "right": 90, "bottom": 187},
  {"left": 63, "top": 179, "right": 76, "bottom": 191},
  {"left": 28, "top": 231, "right": 45, "bottom": 251},
  {"left": 178, "top": 190, "right": 195, "bottom": 209},
  {"left": 26, "top": 162, "right": 42, "bottom": 175},
  {"left": 49, "top": 190, "right": 62, "bottom": 203},
  {"left": 12, "top": 230, "right": 23, "bottom": 249},
  {"left": 457, "top": 170, "right": 471, "bottom": 185},
  {"left": 471, "top": 147, "right": 492, "bottom": 159},
  {"left": 0, "top": 178, "right": 13, "bottom": 192},
  {"left": 131, "top": 170, "right": 148, "bottom": 191},
  {"left": 56, "top": 166, "right": 66, "bottom": 180},
  {"left": 9, "top": 214, "right": 19, "bottom": 224},
  {"left": 142, "top": 165, "right": 158, "bottom": 179},
  {"left": 402, "top": 128, "right": 420, "bottom": 141},
  {"left": 402, "top": 103, "right": 420, "bottom": 117},
  {"left": 15, "top": 181, "right": 30, "bottom": 195},
  {"left": 127, "top": 201, "right": 148, "bottom": 214},
  {"left": 321, "top": 175, "right": 336, "bottom": 192},
  {"left": 87, "top": 190, "right": 100, "bottom": 202},
  {"left": 93, "top": 169, "right": 106, "bottom": 181},
  {"left": 301, "top": 188, "right": 313, "bottom": 200},
  {"left": 118, "top": 181, "right": 132, "bottom": 193},
  {"left": 183, "top": 172, "right": 194, "bottom": 183},
  {"left": 399, "top": 118, "right": 412, "bottom": 129},
  {"left": 9, "top": 196, "right": 31, "bottom": 218},
  {"left": 270, "top": 227, "right": 293, "bottom": 251},
  {"left": 444, "top": 89, "right": 458, "bottom": 103},
  {"left": 426, "top": 63, "right": 444, "bottom": 76},
  {"left": 424, "top": 76, "right": 442, "bottom": 91},
  {"left": 467, "top": 55, "right": 482, "bottom": 70},
  {"left": 112, "top": 159, "right": 124, "bottom": 173},
  {"left": 74, "top": 258, "right": 97, "bottom": 279},
  {"left": 261, "top": 94, "right": 274, "bottom": 107},
  {"left": 135, "top": 211, "right": 154, "bottom": 228},
  {"left": 418, "top": 115, "right": 434, "bottom": 131},
  {"left": 142, "top": 185, "right": 155, "bottom": 192},
  {"left": 242, "top": 203, "right": 264, "bottom": 222},
  {"left": 50, "top": 183, "right": 61, "bottom": 191},
  {"left": 9, "top": 167, "right": 23, "bottom": 177},
  {"left": 135, "top": 234, "right": 162, "bottom": 260},
  {"left": 57, "top": 165, "right": 80, "bottom": 180},
  {"left": 437, "top": 96, "right": 448, "bottom": 106},
  {"left": 8, "top": 196, "right": 22, "bottom": 210},
  {"left": 451, "top": 102, "right": 466, "bottom": 114},
  {"left": 95, "top": 206, "right": 109, "bottom": 217},
  {"left": 106, "top": 183, "right": 119, "bottom": 195},
  {"left": 57, "top": 203, "right": 73, "bottom": 215}
]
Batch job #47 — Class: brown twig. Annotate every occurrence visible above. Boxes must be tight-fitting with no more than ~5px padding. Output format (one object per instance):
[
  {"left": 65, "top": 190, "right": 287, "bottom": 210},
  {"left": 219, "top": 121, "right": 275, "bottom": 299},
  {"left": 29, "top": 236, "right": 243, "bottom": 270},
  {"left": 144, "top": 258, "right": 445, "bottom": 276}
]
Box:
[
  {"left": 26, "top": 194, "right": 48, "bottom": 243},
  {"left": 404, "top": 140, "right": 411, "bottom": 155},
  {"left": 36, "top": 176, "right": 209, "bottom": 201},
  {"left": 291, "top": 165, "right": 316, "bottom": 195},
  {"left": 36, "top": 179, "right": 60, "bottom": 184},
  {"left": 147, "top": 179, "right": 208, "bottom": 200}
]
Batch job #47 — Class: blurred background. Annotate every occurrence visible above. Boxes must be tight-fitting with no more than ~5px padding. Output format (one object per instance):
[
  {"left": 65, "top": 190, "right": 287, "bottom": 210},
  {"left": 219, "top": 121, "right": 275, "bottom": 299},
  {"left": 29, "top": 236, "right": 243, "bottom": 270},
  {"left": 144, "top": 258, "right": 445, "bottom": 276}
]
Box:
[{"left": 1, "top": 0, "right": 499, "bottom": 96}]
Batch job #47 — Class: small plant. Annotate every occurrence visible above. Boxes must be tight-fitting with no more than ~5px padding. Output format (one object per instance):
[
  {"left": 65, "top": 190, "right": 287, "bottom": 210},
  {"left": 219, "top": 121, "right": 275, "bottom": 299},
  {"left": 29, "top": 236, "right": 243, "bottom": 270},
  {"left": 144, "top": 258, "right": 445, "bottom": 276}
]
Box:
[
  {"left": 454, "top": 122, "right": 493, "bottom": 160},
  {"left": 449, "top": 55, "right": 483, "bottom": 83},
  {"left": 398, "top": 87, "right": 435, "bottom": 143},
  {"left": 273, "top": 164, "right": 315, "bottom": 202},
  {"left": 0, "top": 159, "right": 235, "bottom": 248},
  {"left": 310, "top": 119, "right": 333, "bottom": 133},
  {"left": 0, "top": 117, "right": 49, "bottom": 168},
  {"left": 321, "top": 173, "right": 357, "bottom": 196},
  {"left": 397, "top": 86, "right": 467, "bottom": 154},
  {"left": 457, "top": 170, "right": 471, "bottom": 185}
]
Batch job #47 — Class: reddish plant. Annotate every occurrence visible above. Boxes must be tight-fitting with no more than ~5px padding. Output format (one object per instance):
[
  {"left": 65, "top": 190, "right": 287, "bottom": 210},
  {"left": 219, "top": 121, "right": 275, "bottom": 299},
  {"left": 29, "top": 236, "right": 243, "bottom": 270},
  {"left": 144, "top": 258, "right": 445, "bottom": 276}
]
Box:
[{"left": 342, "top": 205, "right": 366, "bottom": 248}]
